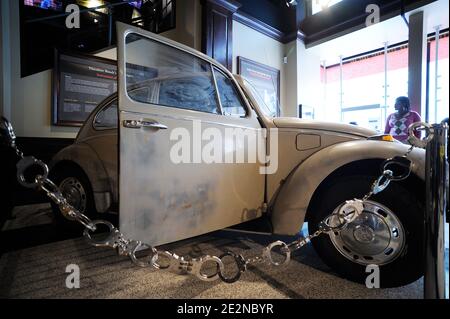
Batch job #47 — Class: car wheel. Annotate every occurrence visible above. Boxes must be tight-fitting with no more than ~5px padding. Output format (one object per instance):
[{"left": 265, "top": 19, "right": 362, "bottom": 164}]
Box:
[
  {"left": 50, "top": 167, "right": 97, "bottom": 232},
  {"left": 308, "top": 175, "right": 424, "bottom": 288}
]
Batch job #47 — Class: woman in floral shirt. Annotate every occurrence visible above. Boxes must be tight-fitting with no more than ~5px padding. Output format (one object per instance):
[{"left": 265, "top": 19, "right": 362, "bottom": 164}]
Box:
[{"left": 384, "top": 96, "right": 421, "bottom": 143}]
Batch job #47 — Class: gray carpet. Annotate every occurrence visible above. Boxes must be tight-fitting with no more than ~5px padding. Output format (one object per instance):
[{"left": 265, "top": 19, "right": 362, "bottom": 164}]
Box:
[{"left": 0, "top": 227, "right": 424, "bottom": 299}]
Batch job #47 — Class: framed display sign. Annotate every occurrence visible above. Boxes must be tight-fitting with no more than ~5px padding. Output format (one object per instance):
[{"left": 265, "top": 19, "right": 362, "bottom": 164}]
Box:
[
  {"left": 52, "top": 50, "right": 157, "bottom": 126},
  {"left": 237, "top": 56, "right": 280, "bottom": 117}
]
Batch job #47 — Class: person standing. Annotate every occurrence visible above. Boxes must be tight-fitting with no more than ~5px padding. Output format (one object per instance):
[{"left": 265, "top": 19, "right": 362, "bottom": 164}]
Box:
[{"left": 384, "top": 96, "right": 422, "bottom": 143}]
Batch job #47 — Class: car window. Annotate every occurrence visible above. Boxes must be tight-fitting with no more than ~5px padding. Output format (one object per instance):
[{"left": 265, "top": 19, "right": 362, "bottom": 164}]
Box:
[
  {"left": 213, "top": 68, "right": 247, "bottom": 117},
  {"left": 158, "top": 76, "right": 218, "bottom": 113},
  {"left": 242, "top": 78, "right": 277, "bottom": 118},
  {"left": 125, "top": 33, "right": 220, "bottom": 114},
  {"left": 94, "top": 100, "right": 118, "bottom": 129},
  {"left": 128, "top": 85, "right": 154, "bottom": 104}
]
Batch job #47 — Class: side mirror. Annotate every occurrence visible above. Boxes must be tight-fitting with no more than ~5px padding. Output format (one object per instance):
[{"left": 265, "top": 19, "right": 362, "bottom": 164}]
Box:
[{"left": 0, "top": 116, "right": 16, "bottom": 148}]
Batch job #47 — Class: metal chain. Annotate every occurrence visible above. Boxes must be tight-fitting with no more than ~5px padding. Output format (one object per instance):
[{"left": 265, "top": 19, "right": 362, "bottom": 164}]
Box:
[{"left": 12, "top": 122, "right": 433, "bottom": 284}]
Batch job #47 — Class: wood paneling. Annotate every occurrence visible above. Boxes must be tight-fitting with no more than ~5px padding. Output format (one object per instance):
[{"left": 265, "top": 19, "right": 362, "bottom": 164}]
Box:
[{"left": 202, "top": 0, "right": 241, "bottom": 71}]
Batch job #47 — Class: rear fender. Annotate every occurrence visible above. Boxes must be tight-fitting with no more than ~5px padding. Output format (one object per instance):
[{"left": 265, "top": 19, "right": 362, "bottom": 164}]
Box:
[{"left": 50, "top": 143, "right": 112, "bottom": 213}]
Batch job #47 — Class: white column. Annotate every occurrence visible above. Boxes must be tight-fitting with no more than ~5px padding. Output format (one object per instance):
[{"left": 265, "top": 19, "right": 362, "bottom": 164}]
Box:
[
  {"left": 408, "top": 11, "right": 427, "bottom": 116},
  {"left": 297, "top": 39, "right": 323, "bottom": 119},
  {"left": 433, "top": 25, "right": 441, "bottom": 123},
  {"left": 383, "top": 41, "right": 389, "bottom": 125},
  {"left": 282, "top": 40, "right": 299, "bottom": 117}
]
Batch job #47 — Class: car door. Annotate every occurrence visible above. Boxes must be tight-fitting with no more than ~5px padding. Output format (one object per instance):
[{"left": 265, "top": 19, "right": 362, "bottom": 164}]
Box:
[{"left": 117, "top": 22, "right": 265, "bottom": 246}]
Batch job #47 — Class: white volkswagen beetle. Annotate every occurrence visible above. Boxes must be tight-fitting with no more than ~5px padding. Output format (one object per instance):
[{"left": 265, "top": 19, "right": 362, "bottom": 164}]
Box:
[{"left": 50, "top": 22, "right": 426, "bottom": 288}]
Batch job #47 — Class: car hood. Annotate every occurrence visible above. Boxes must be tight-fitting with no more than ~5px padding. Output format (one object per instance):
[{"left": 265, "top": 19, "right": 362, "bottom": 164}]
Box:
[{"left": 272, "top": 117, "right": 376, "bottom": 138}]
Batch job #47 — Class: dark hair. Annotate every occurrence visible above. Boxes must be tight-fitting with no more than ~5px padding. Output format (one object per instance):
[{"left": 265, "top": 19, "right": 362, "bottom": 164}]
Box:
[{"left": 395, "top": 96, "right": 411, "bottom": 111}]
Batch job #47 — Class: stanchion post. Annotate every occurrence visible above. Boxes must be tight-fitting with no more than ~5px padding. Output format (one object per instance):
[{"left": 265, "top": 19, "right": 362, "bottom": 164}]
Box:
[{"left": 424, "top": 121, "right": 448, "bottom": 299}]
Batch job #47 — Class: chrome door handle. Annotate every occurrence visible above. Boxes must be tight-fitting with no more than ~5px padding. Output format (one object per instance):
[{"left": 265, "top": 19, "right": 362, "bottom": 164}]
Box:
[
  {"left": 141, "top": 119, "right": 168, "bottom": 130},
  {"left": 123, "top": 119, "right": 168, "bottom": 130}
]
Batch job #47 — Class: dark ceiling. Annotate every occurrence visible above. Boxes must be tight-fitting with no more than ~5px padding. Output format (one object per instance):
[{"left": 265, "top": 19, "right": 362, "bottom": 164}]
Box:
[
  {"left": 20, "top": 0, "right": 176, "bottom": 77},
  {"left": 236, "top": 0, "right": 440, "bottom": 46},
  {"left": 300, "top": 0, "right": 438, "bottom": 46},
  {"left": 19, "top": 0, "right": 440, "bottom": 77},
  {"left": 236, "top": 0, "right": 297, "bottom": 34}
]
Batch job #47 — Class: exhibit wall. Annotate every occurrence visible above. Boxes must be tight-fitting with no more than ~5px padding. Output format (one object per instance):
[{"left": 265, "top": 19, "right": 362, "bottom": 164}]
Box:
[
  {"left": 4, "top": 0, "right": 83, "bottom": 138},
  {"left": 0, "top": 0, "right": 203, "bottom": 139},
  {"left": 297, "top": 40, "right": 323, "bottom": 120},
  {"left": 283, "top": 40, "right": 299, "bottom": 117},
  {"left": 0, "top": 0, "right": 294, "bottom": 138},
  {"left": 231, "top": 20, "right": 287, "bottom": 115}
]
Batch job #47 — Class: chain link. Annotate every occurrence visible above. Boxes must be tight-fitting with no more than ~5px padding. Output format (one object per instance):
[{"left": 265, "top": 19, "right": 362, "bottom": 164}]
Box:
[{"left": 11, "top": 122, "right": 433, "bottom": 284}]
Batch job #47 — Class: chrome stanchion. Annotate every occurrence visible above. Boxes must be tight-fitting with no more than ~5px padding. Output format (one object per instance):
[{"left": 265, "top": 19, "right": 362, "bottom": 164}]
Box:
[{"left": 424, "top": 120, "right": 449, "bottom": 299}]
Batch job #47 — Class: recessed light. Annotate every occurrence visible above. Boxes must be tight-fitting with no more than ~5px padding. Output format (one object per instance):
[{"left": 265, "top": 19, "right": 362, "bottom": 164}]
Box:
[{"left": 286, "top": 0, "right": 297, "bottom": 7}]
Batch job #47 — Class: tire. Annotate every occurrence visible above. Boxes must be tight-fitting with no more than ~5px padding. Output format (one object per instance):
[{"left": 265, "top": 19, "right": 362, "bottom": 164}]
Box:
[
  {"left": 308, "top": 175, "right": 424, "bottom": 288},
  {"left": 49, "top": 166, "right": 97, "bottom": 233}
]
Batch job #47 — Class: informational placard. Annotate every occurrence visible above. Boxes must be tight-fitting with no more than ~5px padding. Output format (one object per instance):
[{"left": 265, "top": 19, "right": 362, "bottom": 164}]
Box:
[
  {"left": 237, "top": 57, "right": 280, "bottom": 117},
  {"left": 53, "top": 51, "right": 157, "bottom": 126}
]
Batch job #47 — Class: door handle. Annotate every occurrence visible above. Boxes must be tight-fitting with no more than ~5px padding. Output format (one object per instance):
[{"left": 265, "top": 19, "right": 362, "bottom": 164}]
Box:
[
  {"left": 141, "top": 119, "right": 168, "bottom": 130},
  {"left": 123, "top": 119, "right": 168, "bottom": 130}
]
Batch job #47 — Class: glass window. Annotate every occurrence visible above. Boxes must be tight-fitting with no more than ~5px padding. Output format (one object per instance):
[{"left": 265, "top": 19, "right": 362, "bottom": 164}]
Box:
[
  {"left": 341, "top": 55, "right": 385, "bottom": 132},
  {"left": 128, "top": 85, "right": 155, "bottom": 104},
  {"left": 428, "top": 34, "right": 449, "bottom": 123},
  {"left": 213, "top": 68, "right": 247, "bottom": 117},
  {"left": 125, "top": 33, "right": 220, "bottom": 114},
  {"left": 158, "top": 76, "right": 219, "bottom": 113},
  {"left": 322, "top": 65, "right": 341, "bottom": 122},
  {"left": 386, "top": 45, "right": 409, "bottom": 124},
  {"left": 241, "top": 78, "right": 276, "bottom": 117},
  {"left": 311, "top": 0, "right": 343, "bottom": 15},
  {"left": 323, "top": 45, "right": 411, "bottom": 133},
  {"left": 94, "top": 100, "right": 118, "bottom": 129}
]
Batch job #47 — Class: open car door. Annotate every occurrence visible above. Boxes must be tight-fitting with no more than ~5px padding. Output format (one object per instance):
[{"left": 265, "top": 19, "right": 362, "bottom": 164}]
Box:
[{"left": 116, "top": 22, "right": 265, "bottom": 246}]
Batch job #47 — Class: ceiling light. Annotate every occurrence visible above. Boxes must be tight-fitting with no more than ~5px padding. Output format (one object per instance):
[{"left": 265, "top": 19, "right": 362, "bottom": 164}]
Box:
[
  {"left": 317, "top": 0, "right": 332, "bottom": 9},
  {"left": 77, "top": 0, "right": 108, "bottom": 13},
  {"left": 86, "top": 0, "right": 103, "bottom": 8},
  {"left": 286, "top": 0, "right": 297, "bottom": 7}
]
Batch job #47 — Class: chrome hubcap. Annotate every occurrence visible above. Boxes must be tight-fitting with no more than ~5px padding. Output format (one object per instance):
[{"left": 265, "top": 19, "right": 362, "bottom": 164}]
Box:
[
  {"left": 60, "top": 177, "right": 87, "bottom": 213},
  {"left": 353, "top": 225, "right": 376, "bottom": 243},
  {"left": 329, "top": 200, "right": 405, "bottom": 266}
]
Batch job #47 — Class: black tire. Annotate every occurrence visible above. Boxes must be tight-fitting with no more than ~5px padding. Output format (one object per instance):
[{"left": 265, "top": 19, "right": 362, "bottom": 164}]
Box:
[
  {"left": 49, "top": 166, "right": 97, "bottom": 233},
  {"left": 308, "top": 175, "right": 424, "bottom": 288}
]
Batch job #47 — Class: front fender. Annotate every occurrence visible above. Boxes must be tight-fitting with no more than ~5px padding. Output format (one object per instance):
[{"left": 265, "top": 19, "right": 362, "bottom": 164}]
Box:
[{"left": 271, "top": 140, "right": 425, "bottom": 235}]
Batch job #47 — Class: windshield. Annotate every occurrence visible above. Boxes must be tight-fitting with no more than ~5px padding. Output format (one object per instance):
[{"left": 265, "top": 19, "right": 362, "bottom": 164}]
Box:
[{"left": 241, "top": 78, "right": 277, "bottom": 118}]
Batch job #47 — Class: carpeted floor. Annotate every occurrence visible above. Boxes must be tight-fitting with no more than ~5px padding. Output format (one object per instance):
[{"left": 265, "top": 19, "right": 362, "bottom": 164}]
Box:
[{"left": 0, "top": 205, "right": 426, "bottom": 299}]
